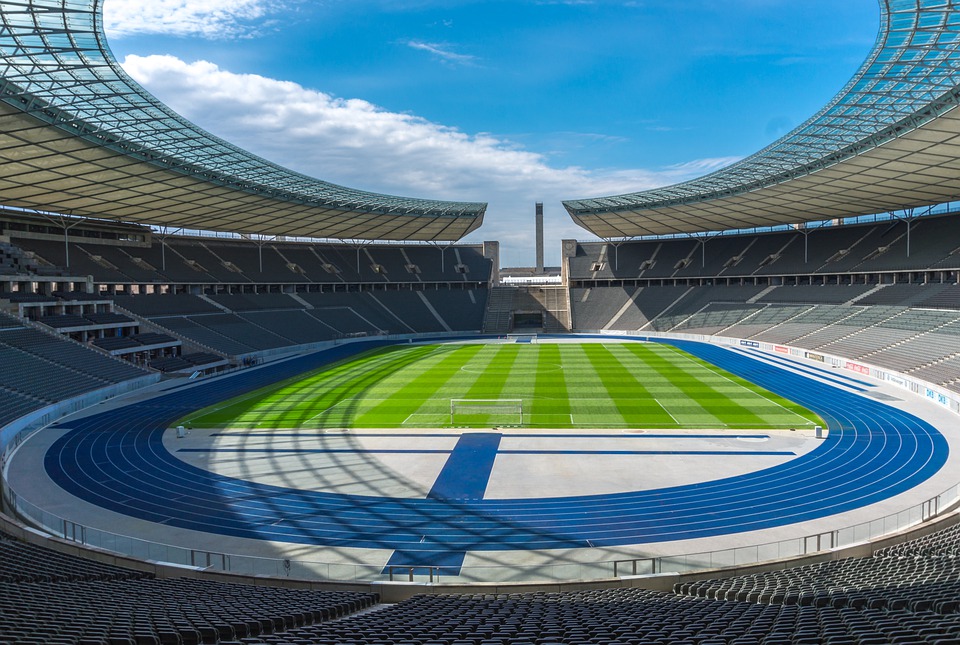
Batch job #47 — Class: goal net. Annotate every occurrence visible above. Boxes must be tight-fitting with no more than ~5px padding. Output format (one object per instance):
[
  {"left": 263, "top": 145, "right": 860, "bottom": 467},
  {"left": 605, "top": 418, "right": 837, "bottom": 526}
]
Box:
[{"left": 450, "top": 399, "right": 523, "bottom": 427}]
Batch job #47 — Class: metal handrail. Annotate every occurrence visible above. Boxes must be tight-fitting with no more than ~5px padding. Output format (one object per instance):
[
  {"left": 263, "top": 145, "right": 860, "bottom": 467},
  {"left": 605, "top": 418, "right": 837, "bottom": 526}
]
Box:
[{"left": 4, "top": 469, "right": 957, "bottom": 584}]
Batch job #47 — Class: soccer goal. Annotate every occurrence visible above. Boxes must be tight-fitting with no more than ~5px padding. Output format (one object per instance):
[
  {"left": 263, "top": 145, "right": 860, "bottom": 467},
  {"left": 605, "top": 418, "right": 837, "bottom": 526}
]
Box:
[{"left": 450, "top": 399, "right": 523, "bottom": 427}]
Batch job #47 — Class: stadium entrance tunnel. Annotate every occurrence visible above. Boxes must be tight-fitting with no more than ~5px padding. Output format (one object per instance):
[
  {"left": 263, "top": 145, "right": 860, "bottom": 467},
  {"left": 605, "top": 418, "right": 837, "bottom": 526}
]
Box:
[{"left": 512, "top": 312, "right": 543, "bottom": 329}]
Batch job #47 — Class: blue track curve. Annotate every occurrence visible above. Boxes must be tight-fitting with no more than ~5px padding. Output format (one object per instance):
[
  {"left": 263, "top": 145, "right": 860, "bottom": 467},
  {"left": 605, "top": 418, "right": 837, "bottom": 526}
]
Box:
[{"left": 43, "top": 338, "right": 947, "bottom": 557}]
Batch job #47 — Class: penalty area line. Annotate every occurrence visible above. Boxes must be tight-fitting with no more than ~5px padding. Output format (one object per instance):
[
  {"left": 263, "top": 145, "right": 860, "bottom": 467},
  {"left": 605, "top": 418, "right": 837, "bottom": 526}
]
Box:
[
  {"left": 305, "top": 397, "right": 358, "bottom": 423},
  {"left": 662, "top": 345, "right": 817, "bottom": 426},
  {"left": 653, "top": 397, "right": 682, "bottom": 426}
]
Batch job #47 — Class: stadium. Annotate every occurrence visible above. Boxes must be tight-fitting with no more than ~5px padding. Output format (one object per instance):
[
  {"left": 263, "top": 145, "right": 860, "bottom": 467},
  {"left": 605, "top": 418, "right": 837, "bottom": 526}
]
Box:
[{"left": 1, "top": 0, "right": 960, "bottom": 643}]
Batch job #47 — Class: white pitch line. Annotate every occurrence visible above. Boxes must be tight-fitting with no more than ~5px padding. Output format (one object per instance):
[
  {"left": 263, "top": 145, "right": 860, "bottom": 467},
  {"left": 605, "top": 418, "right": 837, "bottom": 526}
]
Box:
[
  {"left": 305, "top": 397, "right": 357, "bottom": 423},
  {"left": 184, "top": 387, "right": 280, "bottom": 426},
  {"left": 662, "top": 344, "right": 817, "bottom": 425},
  {"left": 603, "top": 344, "right": 684, "bottom": 425},
  {"left": 401, "top": 413, "right": 420, "bottom": 426},
  {"left": 653, "top": 397, "right": 681, "bottom": 425}
]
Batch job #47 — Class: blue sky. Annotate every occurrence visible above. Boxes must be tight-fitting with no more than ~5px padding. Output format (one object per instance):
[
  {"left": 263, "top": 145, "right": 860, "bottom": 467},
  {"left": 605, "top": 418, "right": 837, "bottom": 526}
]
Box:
[{"left": 103, "top": 0, "right": 879, "bottom": 266}]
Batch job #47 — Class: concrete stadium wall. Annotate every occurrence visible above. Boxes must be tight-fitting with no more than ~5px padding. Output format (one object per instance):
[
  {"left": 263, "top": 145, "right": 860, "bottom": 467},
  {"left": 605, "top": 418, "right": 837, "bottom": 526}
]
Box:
[{"left": 0, "top": 374, "right": 159, "bottom": 473}]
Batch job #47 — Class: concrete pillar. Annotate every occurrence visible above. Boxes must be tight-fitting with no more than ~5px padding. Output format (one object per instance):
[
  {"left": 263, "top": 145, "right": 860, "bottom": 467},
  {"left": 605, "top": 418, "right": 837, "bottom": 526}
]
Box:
[{"left": 483, "top": 241, "right": 500, "bottom": 286}]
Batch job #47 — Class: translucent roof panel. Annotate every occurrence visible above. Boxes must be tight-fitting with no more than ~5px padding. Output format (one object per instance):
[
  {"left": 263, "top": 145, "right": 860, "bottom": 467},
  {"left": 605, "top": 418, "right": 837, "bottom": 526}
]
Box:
[
  {"left": 0, "top": 0, "right": 486, "bottom": 241},
  {"left": 564, "top": 0, "right": 960, "bottom": 238}
]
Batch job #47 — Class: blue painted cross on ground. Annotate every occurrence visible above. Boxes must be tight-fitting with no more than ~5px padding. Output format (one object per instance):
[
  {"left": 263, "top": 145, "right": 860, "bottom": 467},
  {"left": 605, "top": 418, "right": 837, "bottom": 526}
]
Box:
[{"left": 183, "top": 431, "right": 792, "bottom": 575}]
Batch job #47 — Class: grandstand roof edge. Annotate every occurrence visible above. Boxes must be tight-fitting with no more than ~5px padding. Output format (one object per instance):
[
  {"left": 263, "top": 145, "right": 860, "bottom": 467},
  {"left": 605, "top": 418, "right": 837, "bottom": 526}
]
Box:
[
  {"left": 562, "top": 0, "right": 960, "bottom": 237},
  {"left": 0, "top": 0, "right": 486, "bottom": 242}
]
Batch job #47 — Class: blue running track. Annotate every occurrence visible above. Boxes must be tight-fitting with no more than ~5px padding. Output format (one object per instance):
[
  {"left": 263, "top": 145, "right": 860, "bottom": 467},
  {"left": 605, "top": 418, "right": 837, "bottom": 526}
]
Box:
[{"left": 43, "top": 337, "right": 947, "bottom": 570}]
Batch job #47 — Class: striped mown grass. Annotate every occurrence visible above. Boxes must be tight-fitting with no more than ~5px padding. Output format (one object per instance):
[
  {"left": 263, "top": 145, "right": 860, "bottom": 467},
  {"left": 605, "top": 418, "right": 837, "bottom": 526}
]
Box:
[{"left": 183, "top": 342, "right": 823, "bottom": 429}]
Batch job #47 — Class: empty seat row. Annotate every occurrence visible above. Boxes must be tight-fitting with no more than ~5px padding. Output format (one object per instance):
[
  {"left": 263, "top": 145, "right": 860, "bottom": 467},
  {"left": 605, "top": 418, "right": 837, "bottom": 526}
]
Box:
[
  {"left": 0, "top": 529, "right": 377, "bottom": 645},
  {"left": 4, "top": 512, "right": 960, "bottom": 644}
]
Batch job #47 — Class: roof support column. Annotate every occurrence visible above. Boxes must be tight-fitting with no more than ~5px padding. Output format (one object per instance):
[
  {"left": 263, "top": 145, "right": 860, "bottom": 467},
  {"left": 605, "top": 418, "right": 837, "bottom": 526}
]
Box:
[
  {"left": 907, "top": 218, "right": 911, "bottom": 259},
  {"left": 37, "top": 212, "right": 86, "bottom": 270},
  {"left": 601, "top": 238, "right": 629, "bottom": 272},
  {"left": 687, "top": 232, "right": 716, "bottom": 272},
  {"left": 430, "top": 241, "right": 453, "bottom": 274},
  {"left": 892, "top": 207, "right": 923, "bottom": 260},
  {"left": 347, "top": 240, "right": 371, "bottom": 276},
  {"left": 251, "top": 235, "right": 276, "bottom": 274},
  {"left": 155, "top": 227, "right": 181, "bottom": 273},
  {"left": 800, "top": 228, "right": 811, "bottom": 265}
]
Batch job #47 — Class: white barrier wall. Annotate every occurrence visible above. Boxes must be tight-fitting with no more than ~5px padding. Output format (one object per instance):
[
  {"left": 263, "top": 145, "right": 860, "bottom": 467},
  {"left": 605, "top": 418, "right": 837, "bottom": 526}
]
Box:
[
  {"left": 0, "top": 374, "right": 159, "bottom": 473},
  {"left": 596, "top": 329, "right": 960, "bottom": 417}
]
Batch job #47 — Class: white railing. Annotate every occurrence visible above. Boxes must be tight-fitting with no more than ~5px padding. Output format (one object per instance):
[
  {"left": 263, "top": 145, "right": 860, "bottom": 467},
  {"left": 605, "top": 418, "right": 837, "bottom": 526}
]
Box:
[{"left": 4, "top": 471, "right": 957, "bottom": 584}]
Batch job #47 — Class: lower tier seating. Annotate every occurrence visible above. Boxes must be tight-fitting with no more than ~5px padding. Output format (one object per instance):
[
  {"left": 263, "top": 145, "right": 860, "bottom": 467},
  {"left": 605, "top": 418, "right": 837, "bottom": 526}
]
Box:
[
  {"left": 6, "top": 515, "right": 960, "bottom": 643},
  {"left": 0, "top": 530, "right": 378, "bottom": 645},
  {"left": 245, "top": 588, "right": 960, "bottom": 645}
]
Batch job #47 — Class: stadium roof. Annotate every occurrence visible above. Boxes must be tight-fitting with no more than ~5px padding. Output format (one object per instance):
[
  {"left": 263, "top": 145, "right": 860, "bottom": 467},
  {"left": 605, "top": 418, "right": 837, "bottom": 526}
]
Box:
[
  {"left": 564, "top": 0, "right": 960, "bottom": 239},
  {"left": 0, "top": 0, "right": 486, "bottom": 242}
]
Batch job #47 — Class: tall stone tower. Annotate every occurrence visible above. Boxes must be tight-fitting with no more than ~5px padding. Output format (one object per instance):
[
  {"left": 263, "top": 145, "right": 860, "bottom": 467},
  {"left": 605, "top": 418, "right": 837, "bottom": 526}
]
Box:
[{"left": 535, "top": 202, "right": 544, "bottom": 274}]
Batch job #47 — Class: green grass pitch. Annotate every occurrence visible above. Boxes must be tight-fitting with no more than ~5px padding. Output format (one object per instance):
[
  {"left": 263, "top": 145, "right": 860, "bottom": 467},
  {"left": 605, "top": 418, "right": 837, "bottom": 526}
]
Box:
[{"left": 183, "top": 342, "right": 823, "bottom": 430}]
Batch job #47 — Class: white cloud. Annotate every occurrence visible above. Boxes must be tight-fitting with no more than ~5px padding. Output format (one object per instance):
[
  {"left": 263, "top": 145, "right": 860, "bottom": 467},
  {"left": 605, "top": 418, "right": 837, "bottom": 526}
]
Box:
[
  {"left": 103, "top": 0, "right": 284, "bottom": 39},
  {"left": 405, "top": 41, "right": 479, "bottom": 67},
  {"left": 120, "top": 54, "right": 737, "bottom": 265}
]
